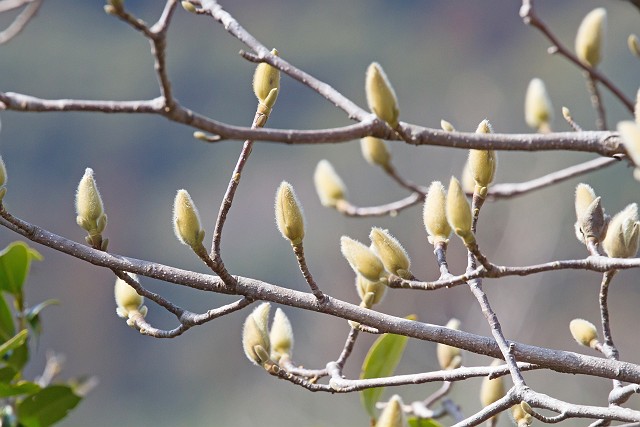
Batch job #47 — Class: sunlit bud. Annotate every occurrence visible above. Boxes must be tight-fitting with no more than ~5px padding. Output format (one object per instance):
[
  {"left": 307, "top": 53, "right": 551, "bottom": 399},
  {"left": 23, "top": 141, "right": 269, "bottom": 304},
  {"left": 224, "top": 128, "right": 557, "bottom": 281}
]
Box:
[
  {"left": 629, "top": 34, "right": 640, "bottom": 58},
  {"left": 360, "top": 136, "right": 391, "bottom": 169},
  {"left": 181, "top": 1, "right": 197, "bottom": 13},
  {"left": 575, "top": 8, "right": 607, "bottom": 68},
  {"left": 480, "top": 359, "right": 506, "bottom": 425},
  {"left": 469, "top": 120, "right": 497, "bottom": 196},
  {"left": 617, "top": 121, "right": 640, "bottom": 180},
  {"left": 114, "top": 274, "right": 145, "bottom": 319},
  {"left": 269, "top": 308, "right": 294, "bottom": 360},
  {"left": 355, "top": 275, "right": 386, "bottom": 307},
  {"left": 253, "top": 49, "right": 280, "bottom": 108},
  {"left": 76, "top": 168, "right": 107, "bottom": 236},
  {"left": 314, "top": 160, "right": 347, "bottom": 207},
  {"left": 446, "top": 177, "right": 475, "bottom": 246},
  {"left": 242, "top": 303, "right": 271, "bottom": 366},
  {"left": 511, "top": 402, "right": 533, "bottom": 427},
  {"left": 562, "top": 106, "right": 572, "bottom": 121},
  {"left": 369, "top": 228, "right": 411, "bottom": 279},
  {"left": 366, "top": 62, "right": 400, "bottom": 128},
  {"left": 525, "top": 78, "right": 554, "bottom": 132},
  {"left": 341, "top": 236, "right": 386, "bottom": 282},
  {"left": 440, "top": 120, "right": 455, "bottom": 132},
  {"left": 437, "top": 318, "right": 462, "bottom": 370},
  {"left": 375, "top": 395, "right": 406, "bottom": 427},
  {"left": 274, "top": 182, "right": 305, "bottom": 245},
  {"left": 574, "top": 183, "right": 597, "bottom": 220},
  {"left": 461, "top": 160, "right": 475, "bottom": 194},
  {"left": 569, "top": 318, "right": 599, "bottom": 348},
  {"left": 423, "top": 181, "right": 451, "bottom": 245},
  {"left": 575, "top": 196, "right": 608, "bottom": 244},
  {"left": 172, "top": 189, "right": 205, "bottom": 248},
  {"left": 603, "top": 203, "right": 640, "bottom": 258}
]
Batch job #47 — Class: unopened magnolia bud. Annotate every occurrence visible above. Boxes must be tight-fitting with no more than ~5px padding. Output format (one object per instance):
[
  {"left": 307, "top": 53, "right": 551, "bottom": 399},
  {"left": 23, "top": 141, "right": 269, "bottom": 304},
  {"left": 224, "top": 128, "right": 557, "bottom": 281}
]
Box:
[
  {"left": 575, "top": 196, "right": 608, "bottom": 244},
  {"left": 603, "top": 203, "right": 640, "bottom": 258},
  {"left": 629, "top": 34, "right": 640, "bottom": 58},
  {"left": 242, "top": 303, "right": 271, "bottom": 366},
  {"left": 424, "top": 181, "right": 451, "bottom": 245},
  {"left": 173, "top": 189, "right": 205, "bottom": 248},
  {"left": 440, "top": 120, "right": 455, "bottom": 132},
  {"left": 360, "top": 136, "right": 391, "bottom": 169},
  {"left": 340, "top": 236, "right": 386, "bottom": 282},
  {"left": 376, "top": 395, "right": 406, "bottom": 427},
  {"left": 461, "top": 160, "right": 475, "bottom": 194},
  {"left": 574, "top": 183, "right": 597, "bottom": 219},
  {"left": 274, "top": 182, "right": 305, "bottom": 245},
  {"left": 355, "top": 275, "right": 386, "bottom": 307},
  {"left": 253, "top": 49, "right": 280, "bottom": 109},
  {"left": 469, "top": 120, "right": 497, "bottom": 196},
  {"left": 617, "top": 121, "right": 640, "bottom": 180},
  {"left": 314, "top": 160, "right": 347, "bottom": 207},
  {"left": 575, "top": 8, "right": 607, "bottom": 68},
  {"left": 437, "top": 318, "right": 462, "bottom": 370},
  {"left": 446, "top": 177, "right": 474, "bottom": 245},
  {"left": 562, "top": 106, "right": 572, "bottom": 121},
  {"left": 525, "top": 78, "right": 554, "bottom": 132},
  {"left": 76, "top": 168, "right": 107, "bottom": 236},
  {"left": 269, "top": 308, "right": 294, "bottom": 360},
  {"left": 512, "top": 402, "right": 533, "bottom": 427},
  {"left": 569, "top": 318, "right": 598, "bottom": 348},
  {"left": 480, "top": 360, "right": 506, "bottom": 423},
  {"left": 369, "top": 227, "right": 411, "bottom": 279},
  {"left": 181, "top": 1, "right": 197, "bottom": 13},
  {"left": 365, "top": 62, "right": 399, "bottom": 128},
  {"left": 114, "top": 274, "right": 145, "bottom": 319}
]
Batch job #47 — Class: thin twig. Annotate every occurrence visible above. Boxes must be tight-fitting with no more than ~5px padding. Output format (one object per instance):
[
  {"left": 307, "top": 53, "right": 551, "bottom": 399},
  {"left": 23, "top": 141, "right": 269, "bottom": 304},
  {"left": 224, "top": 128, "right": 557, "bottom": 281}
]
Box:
[
  {"left": 0, "top": 0, "right": 42, "bottom": 45},
  {"left": 336, "top": 193, "right": 422, "bottom": 217},
  {"left": 292, "top": 243, "right": 325, "bottom": 301},
  {"left": 585, "top": 74, "right": 608, "bottom": 131}
]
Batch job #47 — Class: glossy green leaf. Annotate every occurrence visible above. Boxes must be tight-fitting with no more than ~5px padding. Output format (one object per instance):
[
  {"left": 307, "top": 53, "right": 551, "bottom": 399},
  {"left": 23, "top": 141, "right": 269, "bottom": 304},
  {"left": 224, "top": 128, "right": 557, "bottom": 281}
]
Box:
[
  {"left": 0, "top": 294, "right": 15, "bottom": 343},
  {"left": 408, "top": 417, "right": 445, "bottom": 427},
  {"left": 0, "top": 330, "right": 27, "bottom": 360},
  {"left": 17, "top": 385, "right": 81, "bottom": 427},
  {"left": 0, "top": 380, "right": 41, "bottom": 398},
  {"left": 360, "top": 314, "right": 416, "bottom": 420},
  {"left": 0, "top": 242, "right": 42, "bottom": 297}
]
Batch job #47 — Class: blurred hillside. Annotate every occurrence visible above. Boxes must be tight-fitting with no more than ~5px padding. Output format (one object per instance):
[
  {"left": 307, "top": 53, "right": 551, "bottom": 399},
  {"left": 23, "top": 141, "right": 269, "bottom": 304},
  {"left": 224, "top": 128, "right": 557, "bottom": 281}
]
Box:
[{"left": 0, "top": 1, "right": 639, "bottom": 426}]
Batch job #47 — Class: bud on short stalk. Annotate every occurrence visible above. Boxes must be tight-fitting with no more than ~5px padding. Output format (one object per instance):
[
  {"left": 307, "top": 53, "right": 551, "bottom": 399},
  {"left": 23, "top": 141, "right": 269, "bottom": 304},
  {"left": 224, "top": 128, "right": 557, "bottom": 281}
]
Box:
[
  {"left": 269, "top": 308, "right": 294, "bottom": 361},
  {"left": 114, "top": 274, "right": 147, "bottom": 320},
  {"left": 437, "top": 318, "right": 462, "bottom": 370},
  {"left": 365, "top": 62, "right": 400, "bottom": 128},
  {"left": 274, "top": 182, "right": 305, "bottom": 245},
  {"left": 423, "top": 181, "right": 451, "bottom": 245},
  {"left": 76, "top": 168, "right": 107, "bottom": 241},
  {"left": 360, "top": 136, "right": 391, "bottom": 169},
  {"left": 446, "top": 177, "right": 475, "bottom": 246},
  {"left": 340, "top": 236, "right": 386, "bottom": 282},
  {"left": 469, "top": 120, "right": 497, "bottom": 198},
  {"left": 603, "top": 203, "right": 640, "bottom": 258},
  {"left": 355, "top": 275, "right": 386, "bottom": 307},
  {"left": 173, "top": 189, "right": 205, "bottom": 249},
  {"left": 574, "top": 184, "right": 608, "bottom": 245},
  {"left": 569, "top": 318, "right": 599, "bottom": 348},
  {"left": 376, "top": 395, "right": 407, "bottom": 427},
  {"left": 525, "top": 78, "right": 554, "bottom": 132},
  {"left": 314, "top": 160, "right": 347, "bottom": 208},
  {"left": 242, "top": 303, "right": 271, "bottom": 366},
  {"left": 253, "top": 49, "right": 281, "bottom": 111},
  {"left": 575, "top": 8, "right": 607, "bottom": 68},
  {"left": 369, "top": 227, "right": 411, "bottom": 279}
]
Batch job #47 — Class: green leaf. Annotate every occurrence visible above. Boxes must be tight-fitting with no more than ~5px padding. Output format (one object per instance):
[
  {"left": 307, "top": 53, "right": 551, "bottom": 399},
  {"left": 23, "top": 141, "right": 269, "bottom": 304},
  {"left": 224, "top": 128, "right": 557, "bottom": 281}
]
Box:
[
  {"left": 0, "top": 380, "right": 41, "bottom": 398},
  {"left": 17, "top": 385, "right": 81, "bottom": 427},
  {"left": 360, "top": 314, "right": 416, "bottom": 420},
  {"left": 408, "top": 418, "right": 445, "bottom": 427},
  {"left": 0, "top": 242, "right": 42, "bottom": 297},
  {"left": 0, "top": 330, "right": 27, "bottom": 360},
  {"left": 6, "top": 340, "right": 29, "bottom": 372},
  {"left": 0, "top": 367, "right": 17, "bottom": 383},
  {"left": 0, "top": 294, "right": 15, "bottom": 343},
  {"left": 25, "top": 300, "right": 59, "bottom": 338}
]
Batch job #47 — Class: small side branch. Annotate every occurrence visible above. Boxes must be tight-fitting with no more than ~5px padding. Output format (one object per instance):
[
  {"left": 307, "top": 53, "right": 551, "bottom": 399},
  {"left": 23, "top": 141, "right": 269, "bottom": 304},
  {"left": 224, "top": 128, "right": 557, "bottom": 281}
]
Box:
[{"left": 0, "top": 0, "right": 42, "bottom": 45}]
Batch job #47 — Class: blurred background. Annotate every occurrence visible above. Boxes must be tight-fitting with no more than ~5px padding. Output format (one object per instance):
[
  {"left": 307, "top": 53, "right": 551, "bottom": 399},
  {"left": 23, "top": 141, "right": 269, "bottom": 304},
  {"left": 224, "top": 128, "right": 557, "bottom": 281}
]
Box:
[{"left": 0, "top": 0, "right": 639, "bottom": 425}]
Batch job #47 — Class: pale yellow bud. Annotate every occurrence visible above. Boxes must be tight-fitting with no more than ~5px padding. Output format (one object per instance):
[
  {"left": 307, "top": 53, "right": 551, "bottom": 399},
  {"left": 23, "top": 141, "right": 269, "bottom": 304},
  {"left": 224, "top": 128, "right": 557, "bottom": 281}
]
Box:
[
  {"left": 629, "top": 34, "right": 640, "bottom": 58},
  {"left": 446, "top": 177, "right": 474, "bottom": 245},
  {"left": 480, "top": 359, "right": 506, "bottom": 425},
  {"left": 369, "top": 227, "right": 411, "bottom": 279},
  {"left": 440, "top": 120, "right": 455, "bottom": 132},
  {"left": 172, "top": 189, "right": 205, "bottom": 248},
  {"left": 375, "top": 395, "right": 406, "bottom": 427},
  {"left": 355, "top": 275, "right": 386, "bottom": 307},
  {"left": 274, "top": 182, "right": 305, "bottom": 245},
  {"left": 469, "top": 120, "right": 497, "bottom": 194},
  {"left": 366, "top": 62, "right": 400, "bottom": 128},
  {"left": 574, "top": 183, "right": 597, "bottom": 220},
  {"left": 314, "top": 160, "right": 347, "bottom": 207},
  {"left": 242, "top": 303, "right": 271, "bottom": 366},
  {"left": 181, "top": 1, "right": 197, "bottom": 13},
  {"left": 603, "top": 203, "right": 640, "bottom": 258},
  {"left": 618, "top": 121, "right": 640, "bottom": 180},
  {"left": 75, "top": 168, "right": 107, "bottom": 236},
  {"left": 525, "top": 78, "right": 554, "bottom": 131},
  {"left": 512, "top": 402, "right": 533, "bottom": 427},
  {"left": 253, "top": 49, "right": 280, "bottom": 108},
  {"left": 437, "top": 318, "right": 462, "bottom": 370},
  {"left": 562, "top": 106, "right": 572, "bottom": 122},
  {"left": 574, "top": 183, "right": 608, "bottom": 244},
  {"left": 340, "top": 236, "right": 386, "bottom": 282},
  {"left": 360, "top": 136, "right": 391, "bottom": 169},
  {"left": 423, "top": 181, "right": 451, "bottom": 245},
  {"left": 575, "top": 8, "right": 607, "bottom": 68},
  {"left": 461, "top": 160, "right": 475, "bottom": 194},
  {"left": 569, "top": 318, "right": 599, "bottom": 348},
  {"left": 269, "top": 308, "right": 294, "bottom": 360},
  {"left": 114, "top": 274, "right": 145, "bottom": 319}
]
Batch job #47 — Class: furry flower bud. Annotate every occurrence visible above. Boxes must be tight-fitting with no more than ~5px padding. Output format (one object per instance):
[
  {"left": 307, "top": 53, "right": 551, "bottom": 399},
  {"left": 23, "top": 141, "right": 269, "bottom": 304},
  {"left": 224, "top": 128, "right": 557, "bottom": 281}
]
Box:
[
  {"left": 423, "top": 181, "right": 451, "bottom": 245},
  {"left": 366, "top": 62, "right": 400, "bottom": 128},
  {"left": 172, "top": 189, "right": 205, "bottom": 248},
  {"left": 603, "top": 203, "right": 640, "bottom": 258},
  {"left": 76, "top": 168, "right": 107, "bottom": 236},
  {"left": 369, "top": 227, "right": 411, "bottom": 279},
  {"left": 617, "top": 121, "right": 640, "bottom": 180},
  {"left": 469, "top": 120, "right": 497, "bottom": 196},
  {"left": 574, "top": 184, "right": 608, "bottom": 244},
  {"left": 360, "top": 136, "right": 391, "bottom": 169},
  {"left": 375, "top": 395, "right": 406, "bottom": 427},
  {"left": 314, "top": 160, "right": 347, "bottom": 207},
  {"left": 480, "top": 360, "right": 506, "bottom": 424},
  {"left": 575, "top": 8, "right": 607, "bottom": 68},
  {"left": 440, "top": 120, "right": 455, "bottom": 132},
  {"left": 253, "top": 49, "right": 280, "bottom": 109},
  {"left": 629, "top": 34, "right": 640, "bottom": 58},
  {"left": 569, "top": 318, "right": 599, "bottom": 348},
  {"left": 242, "top": 303, "right": 271, "bottom": 366},
  {"left": 512, "top": 402, "right": 533, "bottom": 427},
  {"left": 446, "top": 177, "right": 474, "bottom": 245},
  {"left": 269, "top": 308, "right": 294, "bottom": 361},
  {"left": 525, "top": 78, "right": 554, "bottom": 132},
  {"left": 355, "top": 275, "right": 386, "bottom": 307},
  {"left": 437, "top": 318, "right": 462, "bottom": 370},
  {"left": 274, "top": 182, "right": 305, "bottom": 245},
  {"left": 114, "top": 274, "right": 146, "bottom": 319},
  {"left": 340, "top": 236, "right": 386, "bottom": 282}
]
